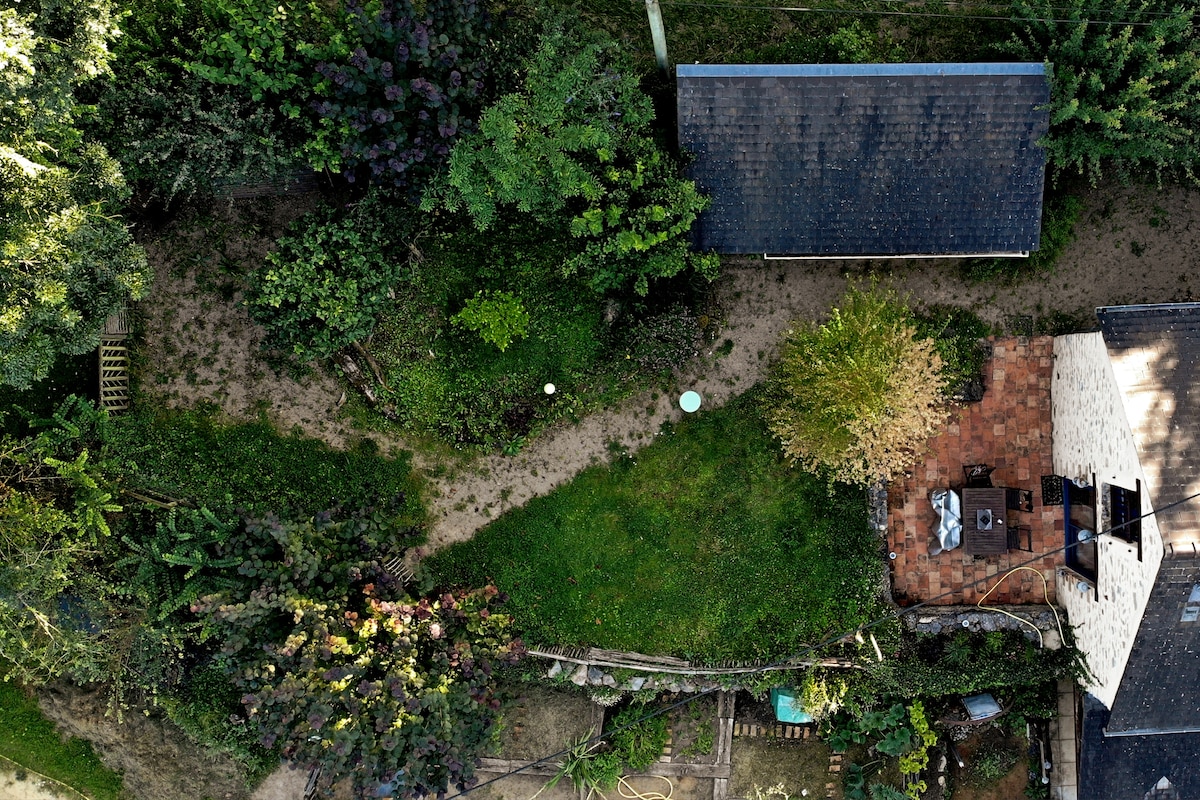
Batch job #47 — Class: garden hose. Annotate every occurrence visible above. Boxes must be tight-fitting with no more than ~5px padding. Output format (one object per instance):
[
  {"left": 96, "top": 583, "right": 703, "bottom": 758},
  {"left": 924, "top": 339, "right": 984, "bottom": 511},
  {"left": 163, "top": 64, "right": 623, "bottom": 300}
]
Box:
[{"left": 975, "top": 566, "right": 1065, "bottom": 648}]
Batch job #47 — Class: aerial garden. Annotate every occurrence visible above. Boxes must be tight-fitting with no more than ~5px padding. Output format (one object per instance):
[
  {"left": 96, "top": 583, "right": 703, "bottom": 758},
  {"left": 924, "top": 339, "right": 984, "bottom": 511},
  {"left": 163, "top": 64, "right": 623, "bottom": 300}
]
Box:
[{"left": 2, "top": 0, "right": 1197, "bottom": 797}]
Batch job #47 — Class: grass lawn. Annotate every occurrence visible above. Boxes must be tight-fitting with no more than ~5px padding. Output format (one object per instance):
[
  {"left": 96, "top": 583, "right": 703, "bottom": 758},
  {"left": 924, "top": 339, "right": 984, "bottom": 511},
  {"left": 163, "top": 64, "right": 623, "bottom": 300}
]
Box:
[
  {"left": 105, "top": 405, "right": 424, "bottom": 522},
  {"left": 0, "top": 665, "right": 126, "bottom": 800},
  {"left": 428, "top": 391, "right": 884, "bottom": 661}
]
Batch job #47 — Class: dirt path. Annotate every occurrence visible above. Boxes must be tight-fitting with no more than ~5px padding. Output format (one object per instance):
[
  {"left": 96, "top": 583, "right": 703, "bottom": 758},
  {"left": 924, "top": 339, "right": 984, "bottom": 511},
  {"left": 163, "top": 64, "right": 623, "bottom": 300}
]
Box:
[{"left": 138, "top": 183, "right": 1200, "bottom": 553}]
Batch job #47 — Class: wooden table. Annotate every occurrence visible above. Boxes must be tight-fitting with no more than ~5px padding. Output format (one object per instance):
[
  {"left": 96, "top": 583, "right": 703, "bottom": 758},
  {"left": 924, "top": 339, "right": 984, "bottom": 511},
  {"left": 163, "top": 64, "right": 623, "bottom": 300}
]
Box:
[{"left": 961, "top": 487, "right": 1008, "bottom": 555}]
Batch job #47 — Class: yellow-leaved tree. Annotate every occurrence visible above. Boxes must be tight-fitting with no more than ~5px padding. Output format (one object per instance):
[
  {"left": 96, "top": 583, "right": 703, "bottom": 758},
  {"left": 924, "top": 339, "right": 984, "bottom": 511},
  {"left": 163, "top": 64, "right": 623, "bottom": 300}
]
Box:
[{"left": 765, "top": 284, "right": 949, "bottom": 484}]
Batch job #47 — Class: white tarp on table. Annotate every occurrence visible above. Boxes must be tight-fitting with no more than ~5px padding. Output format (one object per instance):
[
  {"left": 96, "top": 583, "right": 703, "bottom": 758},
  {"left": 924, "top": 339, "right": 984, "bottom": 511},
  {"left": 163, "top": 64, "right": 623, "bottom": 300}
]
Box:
[{"left": 930, "top": 488, "right": 962, "bottom": 554}]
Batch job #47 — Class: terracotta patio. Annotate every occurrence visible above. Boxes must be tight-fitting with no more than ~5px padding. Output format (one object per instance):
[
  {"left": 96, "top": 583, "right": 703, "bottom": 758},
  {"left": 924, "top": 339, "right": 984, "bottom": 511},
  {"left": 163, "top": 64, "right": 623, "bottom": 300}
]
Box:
[{"left": 887, "top": 336, "right": 1064, "bottom": 606}]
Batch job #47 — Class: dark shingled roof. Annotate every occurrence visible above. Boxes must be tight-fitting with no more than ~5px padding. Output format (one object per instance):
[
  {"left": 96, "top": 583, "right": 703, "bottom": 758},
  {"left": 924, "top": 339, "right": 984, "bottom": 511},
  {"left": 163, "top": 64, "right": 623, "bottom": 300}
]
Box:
[
  {"left": 676, "top": 63, "right": 1050, "bottom": 256},
  {"left": 1099, "top": 304, "right": 1200, "bottom": 551},
  {"left": 1106, "top": 559, "right": 1200, "bottom": 735},
  {"left": 1080, "top": 693, "right": 1200, "bottom": 800}
]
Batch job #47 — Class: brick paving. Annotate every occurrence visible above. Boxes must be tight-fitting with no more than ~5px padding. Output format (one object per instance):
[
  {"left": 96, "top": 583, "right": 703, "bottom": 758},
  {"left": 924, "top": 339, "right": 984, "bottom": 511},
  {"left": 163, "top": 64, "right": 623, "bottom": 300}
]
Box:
[{"left": 887, "top": 336, "right": 1062, "bottom": 606}]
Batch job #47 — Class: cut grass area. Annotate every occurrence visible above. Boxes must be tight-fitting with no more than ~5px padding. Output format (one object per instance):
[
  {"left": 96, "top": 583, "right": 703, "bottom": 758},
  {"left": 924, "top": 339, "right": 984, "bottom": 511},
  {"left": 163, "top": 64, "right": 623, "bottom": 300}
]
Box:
[
  {"left": 428, "top": 392, "right": 884, "bottom": 660},
  {"left": 105, "top": 404, "right": 424, "bottom": 523},
  {"left": 0, "top": 665, "right": 126, "bottom": 800}
]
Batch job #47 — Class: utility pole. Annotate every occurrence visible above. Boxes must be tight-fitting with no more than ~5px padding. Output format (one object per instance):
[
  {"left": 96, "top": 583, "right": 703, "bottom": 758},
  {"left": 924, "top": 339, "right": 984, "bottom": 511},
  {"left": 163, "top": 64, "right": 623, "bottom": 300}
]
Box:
[{"left": 644, "top": 0, "right": 669, "bottom": 75}]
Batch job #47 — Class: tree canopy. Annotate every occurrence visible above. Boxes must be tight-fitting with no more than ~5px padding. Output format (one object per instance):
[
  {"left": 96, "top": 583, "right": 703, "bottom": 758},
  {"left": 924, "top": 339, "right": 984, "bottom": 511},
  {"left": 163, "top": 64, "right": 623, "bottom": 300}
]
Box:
[
  {"left": 764, "top": 285, "right": 949, "bottom": 485},
  {"left": 198, "top": 512, "right": 522, "bottom": 799},
  {"left": 427, "top": 17, "right": 718, "bottom": 295},
  {"left": 1007, "top": 0, "right": 1200, "bottom": 183},
  {"left": 0, "top": 0, "right": 150, "bottom": 389}
]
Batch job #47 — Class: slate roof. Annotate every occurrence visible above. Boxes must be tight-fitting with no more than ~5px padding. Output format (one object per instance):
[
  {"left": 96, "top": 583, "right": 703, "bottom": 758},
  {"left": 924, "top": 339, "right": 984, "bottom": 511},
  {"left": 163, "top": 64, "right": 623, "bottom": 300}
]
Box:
[
  {"left": 1079, "top": 694, "right": 1200, "bottom": 800},
  {"left": 676, "top": 63, "right": 1050, "bottom": 256},
  {"left": 1099, "top": 304, "right": 1200, "bottom": 551},
  {"left": 1106, "top": 558, "right": 1200, "bottom": 735}
]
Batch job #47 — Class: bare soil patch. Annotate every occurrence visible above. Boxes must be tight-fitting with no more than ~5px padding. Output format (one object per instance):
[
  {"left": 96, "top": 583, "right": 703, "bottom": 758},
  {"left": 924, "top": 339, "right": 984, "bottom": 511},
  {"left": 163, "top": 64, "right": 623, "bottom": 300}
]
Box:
[
  {"left": 35, "top": 684, "right": 252, "bottom": 800},
  {"left": 496, "top": 687, "right": 599, "bottom": 761},
  {"left": 729, "top": 738, "right": 833, "bottom": 800}
]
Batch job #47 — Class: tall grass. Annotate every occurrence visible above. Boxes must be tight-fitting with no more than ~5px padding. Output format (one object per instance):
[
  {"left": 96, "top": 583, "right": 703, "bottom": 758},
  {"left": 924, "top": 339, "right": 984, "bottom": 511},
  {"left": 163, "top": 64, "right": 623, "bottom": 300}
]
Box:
[{"left": 428, "top": 392, "right": 884, "bottom": 660}]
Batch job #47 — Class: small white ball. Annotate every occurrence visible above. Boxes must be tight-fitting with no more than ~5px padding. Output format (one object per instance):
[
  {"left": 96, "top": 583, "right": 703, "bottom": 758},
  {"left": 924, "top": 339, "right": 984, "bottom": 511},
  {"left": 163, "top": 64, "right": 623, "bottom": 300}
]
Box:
[{"left": 544, "top": 383, "right": 556, "bottom": 395}]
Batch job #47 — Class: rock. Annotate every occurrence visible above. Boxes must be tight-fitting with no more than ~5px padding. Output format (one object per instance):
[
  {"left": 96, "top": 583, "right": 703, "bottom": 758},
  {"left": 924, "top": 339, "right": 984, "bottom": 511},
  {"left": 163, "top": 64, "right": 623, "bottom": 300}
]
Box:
[
  {"left": 628, "top": 677, "right": 646, "bottom": 691},
  {"left": 930, "top": 622, "right": 942, "bottom": 634},
  {"left": 587, "top": 667, "right": 605, "bottom": 685},
  {"left": 602, "top": 674, "right": 618, "bottom": 688},
  {"left": 643, "top": 678, "right": 656, "bottom": 689},
  {"left": 918, "top": 616, "right": 935, "bottom": 624},
  {"left": 546, "top": 661, "right": 563, "bottom": 679},
  {"left": 570, "top": 664, "right": 589, "bottom": 686},
  {"left": 681, "top": 681, "right": 696, "bottom": 693}
]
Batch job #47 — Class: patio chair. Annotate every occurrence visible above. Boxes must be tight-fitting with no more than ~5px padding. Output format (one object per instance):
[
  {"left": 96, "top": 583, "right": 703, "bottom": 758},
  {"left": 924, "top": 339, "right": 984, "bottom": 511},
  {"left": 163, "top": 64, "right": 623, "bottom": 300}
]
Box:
[
  {"left": 1007, "top": 525, "right": 1033, "bottom": 552},
  {"left": 963, "top": 464, "right": 995, "bottom": 488},
  {"left": 1005, "top": 488, "right": 1034, "bottom": 512}
]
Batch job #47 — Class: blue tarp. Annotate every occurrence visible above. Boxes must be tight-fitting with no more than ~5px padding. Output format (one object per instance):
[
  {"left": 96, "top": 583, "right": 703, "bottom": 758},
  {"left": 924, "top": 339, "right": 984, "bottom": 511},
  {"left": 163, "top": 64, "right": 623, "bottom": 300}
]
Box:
[{"left": 770, "top": 688, "right": 813, "bottom": 724}]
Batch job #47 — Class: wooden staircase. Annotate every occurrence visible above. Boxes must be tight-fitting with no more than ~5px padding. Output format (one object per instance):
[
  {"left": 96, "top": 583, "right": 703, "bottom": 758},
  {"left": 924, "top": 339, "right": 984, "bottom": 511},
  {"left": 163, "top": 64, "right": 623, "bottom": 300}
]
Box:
[{"left": 99, "top": 313, "right": 130, "bottom": 413}]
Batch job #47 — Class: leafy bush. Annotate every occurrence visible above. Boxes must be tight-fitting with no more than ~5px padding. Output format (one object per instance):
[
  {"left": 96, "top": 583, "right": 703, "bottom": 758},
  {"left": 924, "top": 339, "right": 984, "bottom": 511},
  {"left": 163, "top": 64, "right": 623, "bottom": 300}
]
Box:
[
  {"left": 607, "top": 705, "right": 670, "bottom": 772},
  {"left": 428, "top": 15, "right": 718, "bottom": 295},
  {"left": 452, "top": 289, "right": 530, "bottom": 352},
  {"left": 86, "top": 0, "right": 304, "bottom": 203},
  {"left": 1005, "top": 0, "right": 1200, "bottom": 184},
  {"left": 764, "top": 284, "right": 949, "bottom": 485},
  {"left": 196, "top": 513, "right": 522, "bottom": 799},
  {"left": 309, "top": 0, "right": 491, "bottom": 189},
  {"left": 914, "top": 306, "right": 991, "bottom": 401},
  {"left": 245, "top": 190, "right": 409, "bottom": 359}
]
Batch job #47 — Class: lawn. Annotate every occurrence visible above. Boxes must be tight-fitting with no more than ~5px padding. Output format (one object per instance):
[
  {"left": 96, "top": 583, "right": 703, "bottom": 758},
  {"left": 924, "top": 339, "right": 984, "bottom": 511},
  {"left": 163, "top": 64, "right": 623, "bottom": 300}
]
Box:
[
  {"left": 428, "top": 392, "right": 884, "bottom": 661},
  {"left": 0, "top": 665, "right": 126, "bottom": 800},
  {"left": 104, "top": 404, "right": 425, "bottom": 522}
]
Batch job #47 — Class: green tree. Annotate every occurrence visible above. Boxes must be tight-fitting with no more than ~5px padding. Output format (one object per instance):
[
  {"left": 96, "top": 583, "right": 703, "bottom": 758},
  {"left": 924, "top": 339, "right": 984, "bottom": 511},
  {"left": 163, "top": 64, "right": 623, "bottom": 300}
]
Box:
[
  {"left": 764, "top": 285, "right": 948, "bottom": 485},
  {"left": 427, "top": 17, "right": 718, "bottom": 295},
  {"left": 0, "top": 0, "right": 150, "bottom": 389},
  {"left": 1006, "top": 0, "right": 1200, "bottom": 183},
  {"left": 197, "top": 513, "right": 523, "bottom": 799}
]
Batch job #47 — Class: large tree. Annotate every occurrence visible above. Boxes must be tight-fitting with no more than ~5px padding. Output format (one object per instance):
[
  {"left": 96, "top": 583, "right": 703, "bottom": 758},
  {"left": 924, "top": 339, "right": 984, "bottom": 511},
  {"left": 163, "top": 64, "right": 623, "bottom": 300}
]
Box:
[
  {"left": 426, "top": 16, "right": 718, "bottom": 296},
  {"left": 198, "top": 512, "right": 523, "bottom": 799},
  {"left": 0, "top": 1, "right": 150, "bottom": 389},
  {"left": 1007, "top": 0, "right": 1200, "bottom": 183}
]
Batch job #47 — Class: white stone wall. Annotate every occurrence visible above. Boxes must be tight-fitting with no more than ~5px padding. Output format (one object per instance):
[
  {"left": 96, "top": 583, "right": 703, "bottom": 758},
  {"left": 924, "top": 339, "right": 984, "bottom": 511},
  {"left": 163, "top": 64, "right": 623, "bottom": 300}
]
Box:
[{"left": 1052, "top": 332, "right": 1162, "bottom": 707}]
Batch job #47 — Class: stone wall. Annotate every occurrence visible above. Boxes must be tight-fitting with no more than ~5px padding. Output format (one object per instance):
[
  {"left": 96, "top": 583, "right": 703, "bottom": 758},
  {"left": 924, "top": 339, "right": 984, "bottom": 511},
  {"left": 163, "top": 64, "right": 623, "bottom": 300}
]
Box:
[
  {"left": 904, "top": 605, "right": 1063, "bottom": 648},
  {"left": 1051, "top": 332, "right": 1162, "bottom": 707}
]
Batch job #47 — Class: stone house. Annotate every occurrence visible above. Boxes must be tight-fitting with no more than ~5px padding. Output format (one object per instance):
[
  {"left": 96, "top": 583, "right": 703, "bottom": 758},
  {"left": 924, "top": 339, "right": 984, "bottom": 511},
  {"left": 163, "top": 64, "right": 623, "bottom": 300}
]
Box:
[{"left": 1051, "top": 303, "right": 1200, "bottom": 799}]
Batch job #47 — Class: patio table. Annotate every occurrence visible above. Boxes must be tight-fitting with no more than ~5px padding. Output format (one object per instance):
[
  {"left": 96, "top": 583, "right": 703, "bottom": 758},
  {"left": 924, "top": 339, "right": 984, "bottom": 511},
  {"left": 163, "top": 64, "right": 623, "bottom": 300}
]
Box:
[{"left": 961, "top": 487, "right": 1007, "bottom": 555}]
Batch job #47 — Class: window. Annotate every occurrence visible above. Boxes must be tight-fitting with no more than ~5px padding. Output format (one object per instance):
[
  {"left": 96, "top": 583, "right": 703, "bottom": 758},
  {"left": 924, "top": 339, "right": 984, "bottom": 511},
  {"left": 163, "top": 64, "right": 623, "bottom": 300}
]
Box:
[
  {"left": 1107, "top": 480, "right": 1142, "bottom": 547},
  {"left": 1182, "top": 585, "right": 1200, "bottom": 623}
]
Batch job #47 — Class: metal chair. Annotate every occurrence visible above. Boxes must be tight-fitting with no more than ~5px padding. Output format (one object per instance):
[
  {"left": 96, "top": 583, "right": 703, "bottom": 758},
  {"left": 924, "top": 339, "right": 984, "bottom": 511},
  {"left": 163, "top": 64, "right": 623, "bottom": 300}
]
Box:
[
  {"left": 963, "top": 464, "right": 995, "bottom": 488},
  {"left": 1007, "top": 525, "right": 1033, "bottom": 552},
  {"left": 1005, "top": 488, "right": 1034, "bottom": 512}
]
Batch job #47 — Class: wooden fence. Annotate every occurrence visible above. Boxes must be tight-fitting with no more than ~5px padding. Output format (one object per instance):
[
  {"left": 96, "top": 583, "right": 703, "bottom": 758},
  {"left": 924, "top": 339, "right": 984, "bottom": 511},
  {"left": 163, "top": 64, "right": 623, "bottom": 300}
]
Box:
[{"left": 525, "top": 645, "right": 859, "bottom": 676}]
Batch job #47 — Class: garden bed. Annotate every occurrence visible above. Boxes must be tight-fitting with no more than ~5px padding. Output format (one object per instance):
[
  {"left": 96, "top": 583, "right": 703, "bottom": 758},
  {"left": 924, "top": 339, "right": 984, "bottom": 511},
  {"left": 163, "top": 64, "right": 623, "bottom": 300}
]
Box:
[{"left": 495, "top": 686, "right": 599, "bottom": 762}]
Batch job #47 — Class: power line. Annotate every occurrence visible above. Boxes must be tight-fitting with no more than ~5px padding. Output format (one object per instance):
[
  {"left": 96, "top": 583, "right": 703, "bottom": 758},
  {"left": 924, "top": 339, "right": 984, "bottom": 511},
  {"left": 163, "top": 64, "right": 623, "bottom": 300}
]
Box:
[
  {"left": 446, "top": 485, "right": 1200, "bottom": 799},
  {"left": 657, "top": 0, "right": 1172, "bottom": 27}
]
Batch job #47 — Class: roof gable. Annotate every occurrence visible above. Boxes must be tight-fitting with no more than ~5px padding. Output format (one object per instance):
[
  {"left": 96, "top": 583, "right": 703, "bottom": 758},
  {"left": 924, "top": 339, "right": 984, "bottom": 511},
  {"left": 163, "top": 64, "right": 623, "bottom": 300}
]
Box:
[
  {"left": 1099, "top": 304, "right": 1200, "bottom": 552},
  {"left": 676, "top": 63, "right": 1050, "bottom": 256}
]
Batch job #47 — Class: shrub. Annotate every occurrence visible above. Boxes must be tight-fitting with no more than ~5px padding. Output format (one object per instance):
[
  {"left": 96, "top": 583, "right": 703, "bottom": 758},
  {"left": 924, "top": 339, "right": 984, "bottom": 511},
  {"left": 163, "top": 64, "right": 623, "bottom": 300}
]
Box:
[
  {"left": 428, "top": 15, "right": 718, "bottom": 295},
  {"left": 1005, "top": 0, "right": 1200, "bottom": 184},
  {"left": 764, "top": 284, "right": 949, "bottom": 485},
  {"left": 308, "top": 0, "right": 491, "bottom": 190},
  {"left": 607, "top": 705, "right": 670, "bottom": 773},
  {"left": 86, "top": 0, "right": 304, "bottom": 203},
  {"left": 452, "top": 289, "right": 530, "bottom": 352},
  {"left": 197, "top": 513, "right": 522, "bottom": 799},
  {"left": 913, "top": 305, "right": 991, "bottom": 401},
  {"left": 245, "top": 190, "right": 408, "bottom": 359}
]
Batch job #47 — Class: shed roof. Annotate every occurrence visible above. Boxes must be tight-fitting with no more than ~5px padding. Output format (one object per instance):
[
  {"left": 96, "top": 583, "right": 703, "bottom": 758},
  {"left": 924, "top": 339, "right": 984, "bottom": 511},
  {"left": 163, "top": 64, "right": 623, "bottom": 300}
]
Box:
[{"left": 676, "top": 63, "right": 1050, "bottom": 257}]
